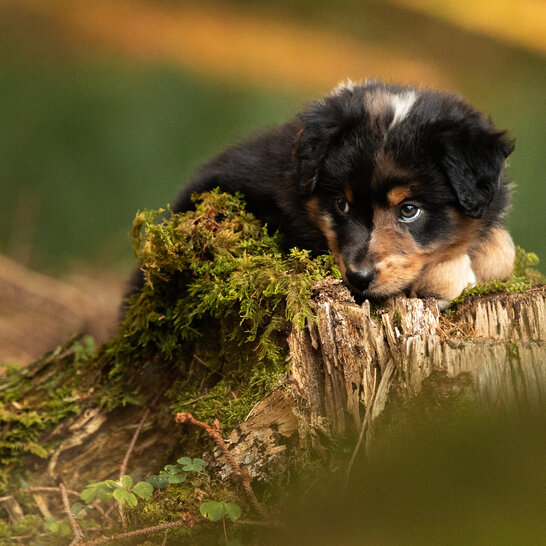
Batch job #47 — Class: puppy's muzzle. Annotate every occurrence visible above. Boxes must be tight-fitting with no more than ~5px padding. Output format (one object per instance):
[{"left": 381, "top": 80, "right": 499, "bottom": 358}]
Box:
[{"left": 346, "top": 267, "right": 375, "bottom": 292}]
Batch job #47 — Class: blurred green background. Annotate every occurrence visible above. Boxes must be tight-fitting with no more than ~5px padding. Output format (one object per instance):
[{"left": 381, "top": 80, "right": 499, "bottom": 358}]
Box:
[{"left": 1, "top": 0, "right": 545, "bottom": 275}]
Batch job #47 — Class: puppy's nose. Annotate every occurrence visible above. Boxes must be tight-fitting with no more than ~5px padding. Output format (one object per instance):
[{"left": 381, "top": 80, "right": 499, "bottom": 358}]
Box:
[{"left": 346, "top": 267, "right": 375, "bottom": 291}]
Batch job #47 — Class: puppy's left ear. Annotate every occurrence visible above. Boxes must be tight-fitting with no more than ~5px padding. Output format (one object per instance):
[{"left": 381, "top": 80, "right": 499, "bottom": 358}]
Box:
[
  {"left": 294, "top": 92, "right": 357, "bottom": 196},
  {"left": 294, "top": 102, "right": 340, "bottom": 196},
  {"left": 434, "top": 121, "right": 514, "bottom": 218}
]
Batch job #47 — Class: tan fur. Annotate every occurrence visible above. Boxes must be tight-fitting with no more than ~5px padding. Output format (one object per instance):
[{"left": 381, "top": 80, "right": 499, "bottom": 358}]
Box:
[
  {"left": 410, "top": 254, "right": 476, "bottom": 301},
  {"left": 364, "top": 91, "right": 392, "bottom": 132},
  {"left": 307, "top": 194, "right": 513, "bottom": 302},
  {"left": 367, "top": 207, "right": 483, "bottom": 300},
  {"left": 305, "top": 196, "right": 321, "bottom": 224},
  {"left": 373, "top": 154, "right": 412, "bottom": 182},
  {"left": 432, "top": 212, "right": 482, "bottom": 262},
  {"left": 366, "top": 208, "right": 426, "bottom": 296},
  {"left": 344, "top": 184, "right": 354, "bottom": 204},
  {"left": 470, "top": 227, "right": 515, "bottom": 282},
  {"left": 387, "top": 187, "right": 411, "bottom": 207},
  {"left": 305, "top": 196, "right": 346, "bottom": 276}
]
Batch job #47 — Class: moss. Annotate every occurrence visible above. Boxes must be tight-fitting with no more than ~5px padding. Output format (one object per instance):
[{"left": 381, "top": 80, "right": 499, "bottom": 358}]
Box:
[
  {"left": 450, "top": 246, "right": 545, "bottom": 307},
  {"left": 2, "top": 190, "right": 545, "bottom": 543},
  {"left": 0, "top": 514, "right": 44, "bottom": 545},
  {"left": 0, "top": 336, "right": 95, "bottom": 490},
  {"left": 106, "top": 189, "right": 339, "bottom": 429},
  {"left": 0, "top": 190, "right": 340, "bottom": 492}
]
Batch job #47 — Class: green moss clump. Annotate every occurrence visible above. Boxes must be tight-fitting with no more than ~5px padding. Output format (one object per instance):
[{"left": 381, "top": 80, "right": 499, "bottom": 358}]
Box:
[
  {"left": 106, "top": 189, "right": 340, "bottom": 425},
  {"left": 0, "top": 190, "right": 339, "bottom": 491},
  {"left": 450, "top": 246, "right": 545, "bottom": 306},
  {"left": 0, "top": 336, "right": 95, "bottom": 490}
]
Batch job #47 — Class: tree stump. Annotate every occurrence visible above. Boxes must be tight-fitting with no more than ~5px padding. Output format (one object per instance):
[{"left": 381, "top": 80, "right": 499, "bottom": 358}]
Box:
[{"left": 219, "top": 280, "right": 546, "bottom": 479}]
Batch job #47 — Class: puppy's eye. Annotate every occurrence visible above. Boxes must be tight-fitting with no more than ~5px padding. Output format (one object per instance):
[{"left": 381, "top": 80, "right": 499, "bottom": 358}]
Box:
[
  {"left": 399, "top": 204, "right": 421, "bottom": 222},
  {"left": 335, "top": 197, "right": 349, "bottom": 214}
]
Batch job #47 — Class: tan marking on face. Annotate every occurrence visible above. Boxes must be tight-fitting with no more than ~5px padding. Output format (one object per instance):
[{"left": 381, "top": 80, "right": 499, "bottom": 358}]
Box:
[
  {"left": 305, "top": 196, "right": 321, "bottom": 224},
  {"left": 364, "top": 207, "right": 487, "bottom": 300},
  {"left": 431, "top": 212, "right": 483, "bottom": 262},
  {"left": 387, "top": 187, "right": 411, "bottom": 207},
  {"left": 344, "top": 184, "right": 354, "bottom": 204},
  {"left": 469, "top": 227, "right": 515, "bottom": 282},
  {"left": 305, "top": 196, "right": 346, "bottom": 276},
  {"left": 373, "top": 152, "right": 413, "bottom": 182},
  {"left": 365, "top": 207, "right": 426, "bottom": 296}
]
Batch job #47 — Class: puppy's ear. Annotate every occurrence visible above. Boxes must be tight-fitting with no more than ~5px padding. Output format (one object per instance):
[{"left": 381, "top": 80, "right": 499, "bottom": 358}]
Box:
[
  {"left": 432, "top": 120, "right": 514, "bottom": 218},
  {"left": 294, "top": 98, "right": 349, "bottom": 196}
]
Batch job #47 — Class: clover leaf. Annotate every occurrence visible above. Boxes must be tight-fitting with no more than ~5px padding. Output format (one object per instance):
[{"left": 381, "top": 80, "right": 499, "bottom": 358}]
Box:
[
  {"left": 177, "top": 457, "right": 208, "bottom": 472},
  {"left": 200, "top": 500, "right": 242, "bottom": 523}
]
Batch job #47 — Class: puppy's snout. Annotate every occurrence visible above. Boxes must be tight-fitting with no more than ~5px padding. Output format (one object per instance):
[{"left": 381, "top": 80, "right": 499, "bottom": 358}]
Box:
[{"left": 346, "top": 267, "right": 375, "bottom": 291}]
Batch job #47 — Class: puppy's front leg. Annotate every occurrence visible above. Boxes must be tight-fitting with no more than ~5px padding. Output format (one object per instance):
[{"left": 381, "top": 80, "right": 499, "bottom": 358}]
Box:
[
  {"left": 469, "top": 227, "right": 515, "bottom": 283},
  {"left": 410, "top": 254, "right": 476, "bottom": 309}
]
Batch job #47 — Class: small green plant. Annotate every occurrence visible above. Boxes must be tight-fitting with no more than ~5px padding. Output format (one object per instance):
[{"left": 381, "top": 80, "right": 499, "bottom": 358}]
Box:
[
  {"left": 147, "top": 456, "right": 209, "bottom": 489},
  {"left": 177, "top": 456, "right": 209, "bottom": 472},
  {"left": 80, "top": 475, "right": 154, "bottom": 508},
  {"left": 72, "top": 335, "right": 96, "bottom": 362},
  {"left": 200, "top": 500, "right": 241, "bottom": 523},
  {"left": 44, "top": 516, "right": 72, "bottom": 538}
]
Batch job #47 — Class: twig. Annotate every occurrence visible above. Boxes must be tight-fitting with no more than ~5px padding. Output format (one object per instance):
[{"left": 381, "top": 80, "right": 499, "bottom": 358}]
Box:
[
  {"left": 116, "top": 501, "right": 126, "bottom": 531},
  {"left": 344, "top": 368, "right": 378, "bottom": 490},
  {"left": 192, "top": 353, "right": 206, "bottom": 366},
  {"left": 117, "top": 391, "right": 164, "bottom": 529},
  {"left": 120, "top": 392, "right": 161, "bottom": 479},
  {"left": 161, "top": 530, "right": 169, "bottom": 546},
  {"left": 91, "top": 500, "right": 115, "bottom": 529},
  {"left": 60, "top": 482, "right": 84, "bottom": 545},
  {"left": 10, "top": 533, "right": 50, "bottom": 541},
  {"left": 32, "top": 493, "right": 53, "bottom": 519},
  {"left": 81, "top": 514, "right": 194, "bottom": 546},
  {"left": 24, "top": 486, "right": 81, "bottom": 498},
  {"left": 178, "top": 392, "right": 209, "bottom": 406},
  {"left": 175, "top": 413, "right": 267, "bottom": 518},
  {"left": 0, "top": 494, "right": 24, "bottom": 522}
]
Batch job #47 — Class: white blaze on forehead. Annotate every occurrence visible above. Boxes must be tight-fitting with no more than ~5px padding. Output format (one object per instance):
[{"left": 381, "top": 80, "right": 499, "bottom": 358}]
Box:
[{"left": 388, "top": 91, "right": 417, "bottom": 129}]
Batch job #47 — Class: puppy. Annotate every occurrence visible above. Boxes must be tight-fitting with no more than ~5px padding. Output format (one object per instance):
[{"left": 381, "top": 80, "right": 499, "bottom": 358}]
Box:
[{"left": 139, "top": 80, "right": 516, "bottom": 306}]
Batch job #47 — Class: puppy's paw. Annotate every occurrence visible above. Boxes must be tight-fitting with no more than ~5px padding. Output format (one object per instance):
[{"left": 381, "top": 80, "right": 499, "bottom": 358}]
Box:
[{"left": 411, "top": 254, "right": 476, "bottom": 303}]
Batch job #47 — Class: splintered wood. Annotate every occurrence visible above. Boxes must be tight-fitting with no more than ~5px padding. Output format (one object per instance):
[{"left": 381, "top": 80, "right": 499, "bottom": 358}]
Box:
[{"left": 288, "top": 280, "right": 546, "bottom": 435}]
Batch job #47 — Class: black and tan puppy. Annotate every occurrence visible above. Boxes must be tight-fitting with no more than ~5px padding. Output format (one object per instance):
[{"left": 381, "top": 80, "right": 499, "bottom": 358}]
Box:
[{"left": 142, "top": 80, "right": 516, "bottom": 306}]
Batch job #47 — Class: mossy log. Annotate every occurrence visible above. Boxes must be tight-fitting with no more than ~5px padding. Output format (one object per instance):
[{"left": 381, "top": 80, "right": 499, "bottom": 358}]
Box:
[
  {"left": 8, "top": 283, "right": 545, "bottom": 491},
  {"left": 5, "top": 346, "right": 182, "bottom": 489}
]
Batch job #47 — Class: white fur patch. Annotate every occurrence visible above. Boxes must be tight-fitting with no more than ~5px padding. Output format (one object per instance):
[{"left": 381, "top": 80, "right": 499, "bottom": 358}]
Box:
[{"left": 388, "top": 91, "right": 416, "bottom": 129}]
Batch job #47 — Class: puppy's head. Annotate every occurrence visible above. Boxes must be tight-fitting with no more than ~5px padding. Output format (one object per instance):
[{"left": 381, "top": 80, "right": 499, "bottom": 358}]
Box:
[{"left": 296, "top": 81, "right": 514, "bottom": 299}]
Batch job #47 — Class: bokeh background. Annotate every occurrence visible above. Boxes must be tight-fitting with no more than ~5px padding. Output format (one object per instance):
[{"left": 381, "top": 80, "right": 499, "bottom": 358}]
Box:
[{"left": 1, "top": 0, "right": 545, "bottom": 362}]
